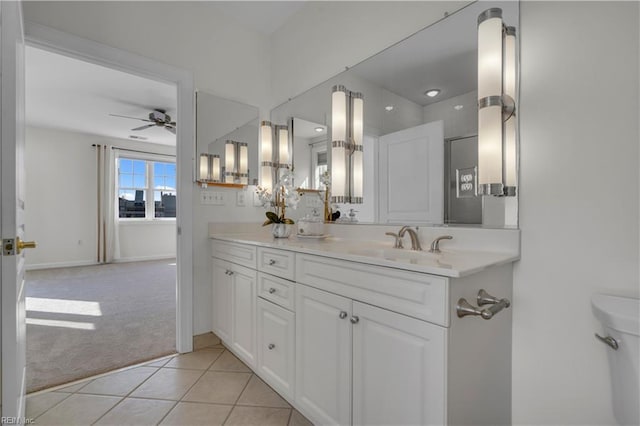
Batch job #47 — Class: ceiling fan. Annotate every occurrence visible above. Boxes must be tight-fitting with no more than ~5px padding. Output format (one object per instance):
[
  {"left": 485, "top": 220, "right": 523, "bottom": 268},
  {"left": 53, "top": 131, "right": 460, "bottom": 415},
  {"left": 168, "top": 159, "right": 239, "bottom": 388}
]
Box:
[{"left": 109, "top": 109, "right": 176, "bottom": 134}]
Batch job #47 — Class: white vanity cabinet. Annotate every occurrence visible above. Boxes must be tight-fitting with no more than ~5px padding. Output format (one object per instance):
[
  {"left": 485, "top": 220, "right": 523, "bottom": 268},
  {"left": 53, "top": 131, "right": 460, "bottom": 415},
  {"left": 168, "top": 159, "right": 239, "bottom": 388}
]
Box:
[{"left": 211, "top": 237, "right": 514, "bottom": 426}]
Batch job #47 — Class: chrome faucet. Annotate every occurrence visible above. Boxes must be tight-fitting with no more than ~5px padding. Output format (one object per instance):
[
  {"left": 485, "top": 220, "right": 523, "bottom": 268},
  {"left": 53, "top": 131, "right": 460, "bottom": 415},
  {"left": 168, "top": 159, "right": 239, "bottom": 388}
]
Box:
[
  {"left": 429, "top": 235, "right": 453, "bottom": 253},
  {"left": 398, "top": 226, "right": 422, "bottom": 251}
]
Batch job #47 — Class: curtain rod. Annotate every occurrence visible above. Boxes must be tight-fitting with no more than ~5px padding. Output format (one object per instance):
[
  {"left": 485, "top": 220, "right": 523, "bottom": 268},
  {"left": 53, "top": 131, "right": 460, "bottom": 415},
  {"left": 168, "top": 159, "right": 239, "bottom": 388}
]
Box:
[{"left": 110, "top": 146, "right": 176, "bottom": 158}]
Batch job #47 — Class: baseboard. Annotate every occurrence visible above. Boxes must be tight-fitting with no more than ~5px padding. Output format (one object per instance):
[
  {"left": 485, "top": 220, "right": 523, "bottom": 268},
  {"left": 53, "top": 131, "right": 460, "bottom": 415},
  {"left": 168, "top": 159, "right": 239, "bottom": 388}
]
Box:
[
  {"left": 113, "top": 255, "right": 176, "bottom": 263},
  {"left": 26, "top": 260, "right": 98, "bottom": 271}
]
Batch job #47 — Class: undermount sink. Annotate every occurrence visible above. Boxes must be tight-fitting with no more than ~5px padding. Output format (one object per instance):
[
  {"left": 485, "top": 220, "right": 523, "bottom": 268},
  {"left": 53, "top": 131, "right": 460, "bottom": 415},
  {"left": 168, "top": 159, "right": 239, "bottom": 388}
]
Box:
[{"left": 347, "top": 247, "right": 441, "bottom": 261}]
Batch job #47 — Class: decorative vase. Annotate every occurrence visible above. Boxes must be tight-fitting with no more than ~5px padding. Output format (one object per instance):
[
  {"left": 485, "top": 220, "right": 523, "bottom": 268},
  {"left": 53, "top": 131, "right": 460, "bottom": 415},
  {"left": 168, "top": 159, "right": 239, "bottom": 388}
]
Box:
[{"left": 271, "top": 223, "right": 291, "bottom": 238}]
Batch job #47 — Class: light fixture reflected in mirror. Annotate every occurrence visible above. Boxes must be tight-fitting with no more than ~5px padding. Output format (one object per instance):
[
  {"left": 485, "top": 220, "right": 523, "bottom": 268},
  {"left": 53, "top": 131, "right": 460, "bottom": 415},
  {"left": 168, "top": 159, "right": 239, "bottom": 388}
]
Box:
[
  {"left": 260, "top": 120, "right": 291, "bottom": 191},
  {"left": 477, "top": 7, "right": 517, "bottom": 197},
  {"left": 197, "top": 143, "right": 246, "bottom": 187},
  {"left": 331, "top": 85, "right": 363, "bottom": 204}
]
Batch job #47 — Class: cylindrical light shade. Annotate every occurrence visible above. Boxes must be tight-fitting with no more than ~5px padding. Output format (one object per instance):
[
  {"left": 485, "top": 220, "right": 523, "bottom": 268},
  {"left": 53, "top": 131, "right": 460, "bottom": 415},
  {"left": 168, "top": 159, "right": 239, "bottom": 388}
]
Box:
[
  {"left": 503, "top": 26, "right": 517, "bottom": 192},
  {"left": 504, "top": 116, "right": 517, "bottom": 189},
  {"left": 332, "top": 86, "right": 347, "bottom": 143},
  {"left": 277, "top": 125, "right": 289, "bottom": 166},
  {"left": 211, "top": 155, "right": 221, "bottom": 182},
  {"left": 260, "top": 121, "right": 273, "bottom": 189},
  {"left": 331, "top": 142, "right": 347, "bottom": 202},
  {"left": 225, "top": 141, "right": 235, "bottom": 183},
  {"left": 478, "top": 9, "right": 503, "bottom": 100},
  {"left": 504, "top": 27, "right": 516, "bottom": 100},
  {"left": 239, "top": 143, "right": 248, "bottom": 185},
  {"left": 199, "top": 153, "right": 209, "bottom": 180},
  {"left": 351, "top": 93, "right": 364, "bottom": 202},
  {"left": 478, "top": 105, "right": 503, "bottom": 187}
]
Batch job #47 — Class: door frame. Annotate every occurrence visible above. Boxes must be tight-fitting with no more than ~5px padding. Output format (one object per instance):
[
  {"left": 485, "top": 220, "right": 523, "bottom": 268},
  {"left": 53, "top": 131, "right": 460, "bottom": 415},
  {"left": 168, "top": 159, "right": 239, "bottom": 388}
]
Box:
[{"left": 23, "top": 21, "right": 195, "bottom": 353}]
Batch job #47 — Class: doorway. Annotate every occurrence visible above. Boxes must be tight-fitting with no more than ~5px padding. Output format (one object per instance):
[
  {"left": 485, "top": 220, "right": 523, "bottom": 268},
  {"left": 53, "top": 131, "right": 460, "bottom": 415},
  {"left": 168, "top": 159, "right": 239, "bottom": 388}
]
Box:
[{"left": 22, "top": 24, "right": 194, "bottom": 391}]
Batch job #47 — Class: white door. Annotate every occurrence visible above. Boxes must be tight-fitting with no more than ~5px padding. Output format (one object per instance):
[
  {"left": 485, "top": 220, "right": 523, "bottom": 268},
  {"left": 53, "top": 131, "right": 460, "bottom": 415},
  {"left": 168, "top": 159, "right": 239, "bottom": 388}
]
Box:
[
  {"left": 379, "top": 121, "right": 444, "bottom": 224},
  {"left": 295, "top": 284, "right": 351, "bottom": 426},
  {"left": 352, "top": 302, "right": 447, "bottom": 426},
  {"left": 256, "top": 298, "right": 295, "bottom": 400},
  {"left": 230, "top": 263, "right": 257, "bottom": 368},
  {"left": 1, "top": 0, "right": 29, "bottom": 420},
  {"left": 211, "top": 259, "right": 232, "bottom": 343}
]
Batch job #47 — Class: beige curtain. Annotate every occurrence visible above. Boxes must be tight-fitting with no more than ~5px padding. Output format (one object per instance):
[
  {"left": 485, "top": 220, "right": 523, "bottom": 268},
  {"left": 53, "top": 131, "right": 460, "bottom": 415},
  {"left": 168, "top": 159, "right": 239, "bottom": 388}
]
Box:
[{"left": 97, "top": 145, "right": 119, "bottom": 262}]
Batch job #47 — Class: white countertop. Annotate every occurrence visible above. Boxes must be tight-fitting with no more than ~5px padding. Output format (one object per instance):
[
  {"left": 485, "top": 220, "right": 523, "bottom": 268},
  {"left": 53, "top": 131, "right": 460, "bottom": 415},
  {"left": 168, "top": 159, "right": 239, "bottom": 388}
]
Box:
[{"left": 210, "top": 233, "right": 519, "bottom": 278}]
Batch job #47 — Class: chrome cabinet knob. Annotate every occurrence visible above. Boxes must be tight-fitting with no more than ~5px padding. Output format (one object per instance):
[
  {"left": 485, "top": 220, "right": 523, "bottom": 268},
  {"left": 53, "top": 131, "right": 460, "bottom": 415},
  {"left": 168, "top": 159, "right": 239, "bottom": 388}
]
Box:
[
  {"left": 268, "top": 288, "right": 276, "bottom": 294},
  {"left": 350, "top": 316, "right": 360, "bottom": 324},
  {"left": 268, "top": 343, "right": 275, "bottom": 350},
  {"left": 268, "top": 259, "right": 276, "bottom": 265},
  {"left": 339, "top": 311, "right": 348, "bottom": 319}
]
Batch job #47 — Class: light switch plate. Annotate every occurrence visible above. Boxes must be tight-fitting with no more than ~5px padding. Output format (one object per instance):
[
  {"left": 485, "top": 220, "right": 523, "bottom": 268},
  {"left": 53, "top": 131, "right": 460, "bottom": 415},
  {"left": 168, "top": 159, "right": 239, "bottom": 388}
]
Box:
[{"left": 237, "top": 191, "right": 246, "bottom": 207}]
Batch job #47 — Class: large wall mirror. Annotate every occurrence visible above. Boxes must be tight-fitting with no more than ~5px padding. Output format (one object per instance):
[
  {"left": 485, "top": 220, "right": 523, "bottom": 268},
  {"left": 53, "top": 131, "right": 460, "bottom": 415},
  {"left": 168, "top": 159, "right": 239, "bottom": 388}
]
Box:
[
  {"left": 196, "top": 92, "right": 259, "bottom": 187},
  {"left": 271, "top": 1, "right": 519, "bottom": 228}
]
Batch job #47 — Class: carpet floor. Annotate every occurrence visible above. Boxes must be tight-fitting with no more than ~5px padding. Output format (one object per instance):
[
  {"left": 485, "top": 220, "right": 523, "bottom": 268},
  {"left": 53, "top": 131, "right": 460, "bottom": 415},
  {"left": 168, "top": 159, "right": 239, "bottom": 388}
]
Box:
[{"left": 25, "top": 259, "right": 177, "bottom": 393}]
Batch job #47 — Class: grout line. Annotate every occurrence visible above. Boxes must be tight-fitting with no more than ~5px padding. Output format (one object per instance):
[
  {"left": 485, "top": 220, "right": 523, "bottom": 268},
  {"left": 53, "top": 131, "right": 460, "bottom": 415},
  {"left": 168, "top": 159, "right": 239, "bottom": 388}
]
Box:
[{"left": 30, "top": 391, "right": 74, "bottom": 421}]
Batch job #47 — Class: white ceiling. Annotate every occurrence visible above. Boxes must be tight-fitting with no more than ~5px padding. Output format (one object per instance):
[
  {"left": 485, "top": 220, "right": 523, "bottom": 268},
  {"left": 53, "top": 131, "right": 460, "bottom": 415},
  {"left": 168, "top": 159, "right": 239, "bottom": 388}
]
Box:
[
  {"left": 26, "top": 46, "right": 177, "bottom": 146},
  {"left": 211, "top": 1, "right": 306, "bottom": 35}
]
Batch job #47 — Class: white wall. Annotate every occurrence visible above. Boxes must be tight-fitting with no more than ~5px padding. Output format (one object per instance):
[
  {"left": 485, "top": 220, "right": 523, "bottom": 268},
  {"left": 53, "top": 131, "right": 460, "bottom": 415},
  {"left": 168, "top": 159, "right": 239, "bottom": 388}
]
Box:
[
  {"left": 25, "top": 126, "right": 98, "bottom": 268},
  {"left": 423, "top": 90, "right": 477, "bottom": 140},
  {"left": 25, "top": 126, "right": 177, "bottom": 269},
  {"left": 513, "top": 2, "right": 639, "bottom": 425}
]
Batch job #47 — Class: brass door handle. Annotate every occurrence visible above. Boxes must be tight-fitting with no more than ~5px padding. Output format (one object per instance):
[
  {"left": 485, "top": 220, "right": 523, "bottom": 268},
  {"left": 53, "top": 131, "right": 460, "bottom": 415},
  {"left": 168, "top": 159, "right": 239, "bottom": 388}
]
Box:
[{"left": 16, "top": 237, "right": 36, "bottom": 254}]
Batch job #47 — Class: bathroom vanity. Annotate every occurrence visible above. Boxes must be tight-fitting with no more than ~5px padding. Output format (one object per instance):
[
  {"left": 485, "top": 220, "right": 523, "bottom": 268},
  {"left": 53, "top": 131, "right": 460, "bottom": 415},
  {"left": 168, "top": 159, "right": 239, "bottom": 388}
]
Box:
[{"left": 210, "top": 232, "right": 518, "bottom": 425}]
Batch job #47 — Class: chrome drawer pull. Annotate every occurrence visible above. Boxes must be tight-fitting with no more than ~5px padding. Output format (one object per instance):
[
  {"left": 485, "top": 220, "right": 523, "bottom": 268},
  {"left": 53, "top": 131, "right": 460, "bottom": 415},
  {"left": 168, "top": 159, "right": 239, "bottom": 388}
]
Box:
[
  {"left": 350, "top": 316, "right": 360, "bottom": 324},
  {"left": 595, "top": 333, "right": 619, "bottom": 350},
  {"left": 268, "top": 288, "right": 277, "bottom": 294},
  {"left": 268, "top": 259, "right": 276, "bottom": 266},
  {"left": 339, "top": 311, "right": 348, "bottom": 319},
  {"left": 268, "top": 343, "right": 275, "bottom": 350}
]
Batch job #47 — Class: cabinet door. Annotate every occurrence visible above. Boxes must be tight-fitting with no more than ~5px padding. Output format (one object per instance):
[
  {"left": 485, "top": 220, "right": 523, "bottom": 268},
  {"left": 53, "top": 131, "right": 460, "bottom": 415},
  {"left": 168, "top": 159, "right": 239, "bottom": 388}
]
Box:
[
  {"left": 257, "top": 298, "right": 295, "bottom": 400},
  {"left": 352, "top": 301, "right": 447, "bottom": 426},
  {"left": 212, "top": 258, "right": 232, "bottom": 343},
  {"left": 230, "top": 263, "right": 257, "bottom": 368},
  {"left": 295, "top": 284, "right": 351, "bottom": 426}
]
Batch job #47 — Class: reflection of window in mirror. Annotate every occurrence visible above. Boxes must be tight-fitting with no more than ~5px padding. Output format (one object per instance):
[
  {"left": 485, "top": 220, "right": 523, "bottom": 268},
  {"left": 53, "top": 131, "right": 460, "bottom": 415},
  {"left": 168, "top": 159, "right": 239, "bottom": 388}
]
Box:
[{"left": 311, "top": 144, "right": 327, "bottom": 190}]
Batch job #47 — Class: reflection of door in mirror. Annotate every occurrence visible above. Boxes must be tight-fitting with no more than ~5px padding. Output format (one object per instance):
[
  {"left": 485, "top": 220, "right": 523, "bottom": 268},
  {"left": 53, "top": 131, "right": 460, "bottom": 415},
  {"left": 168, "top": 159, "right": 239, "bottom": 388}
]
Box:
[{"left": 291, "top": 118, "right": 327, "bottom": 190}]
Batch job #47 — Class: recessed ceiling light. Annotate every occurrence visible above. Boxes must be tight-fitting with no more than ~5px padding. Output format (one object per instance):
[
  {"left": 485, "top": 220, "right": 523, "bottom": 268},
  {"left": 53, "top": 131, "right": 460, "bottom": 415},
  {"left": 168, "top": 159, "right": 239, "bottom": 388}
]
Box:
[
  {"left": 424, "top": 89, "right": 441, "bottom": 98},
  {"left": 384, "top": 105, "right": 394, "bottom": 111},
  {"left": 314, "top": 127, "right": 324, "bottom": 133},
  {"left": 454, "top": 105, "right": 464, "bottom": 111}
]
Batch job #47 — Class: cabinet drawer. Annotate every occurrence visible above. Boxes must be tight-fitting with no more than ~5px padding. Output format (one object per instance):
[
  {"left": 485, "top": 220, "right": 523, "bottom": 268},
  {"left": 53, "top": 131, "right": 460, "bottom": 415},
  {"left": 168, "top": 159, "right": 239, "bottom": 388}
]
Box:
[
  {"left": 258, "top": 272, "right": 295, "bottom": 311},
  {"left": 257, "top": 298, "right": 295, "bottom": 400},
  {"left": 257, "top": 247, "right": 295, "bottom": 281},
  {"left": 296, "top": 254, "right": 449, "bottom": 326},
  {"left": 211, "top": 240, "right": 257, "bottom": 269}
]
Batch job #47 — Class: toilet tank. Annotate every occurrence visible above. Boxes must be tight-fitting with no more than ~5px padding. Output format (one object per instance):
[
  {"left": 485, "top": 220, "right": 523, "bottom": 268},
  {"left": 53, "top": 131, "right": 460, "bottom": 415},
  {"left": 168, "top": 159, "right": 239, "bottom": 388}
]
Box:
[{"left": 591, "top": 294, "right": 640, "bottom": 426}]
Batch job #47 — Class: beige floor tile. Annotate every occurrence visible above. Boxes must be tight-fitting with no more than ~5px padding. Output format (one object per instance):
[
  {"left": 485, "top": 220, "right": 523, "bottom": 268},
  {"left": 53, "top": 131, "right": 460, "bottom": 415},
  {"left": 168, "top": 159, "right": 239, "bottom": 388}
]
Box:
[
  {"left": 94, "top": 397, "right": 175, "bottom": 426},
  {"left": 159, "top": 401, "right": 232, "bottom": 426},
  {"left": 208, "top": 350, "right": 251, "bottom": 372},
  {"left": 78, "top": 366, "right": 158, "bottom": 396},
  {"left": 193, "top": 332, "right": 221, "bottom": 350},
  {"left": 26, "top": 392, "right": 69, "bottom": 419},
  {"left": 288, "top": 409, "right": 314, "bottom": 426},
  {"left": 225, "top": 406, "right": 292, "bottom": 426},
  {"left": 182, "top": 371, "right": 251, "bottom": 404},
  {"left": 34, "top": 394, "right": 121, "bottom": 426},
  {"left": 55, "top": 382, "right": 88, "bottom": 393},
  {"left": 236, "top": 376, "right": 290, "bottom": 408},
  {"left": 165, "top": 348, "right": 224, "bottom": 370},
  {"left": 130, "top": 368, "right": 203, "bottom": 401}
]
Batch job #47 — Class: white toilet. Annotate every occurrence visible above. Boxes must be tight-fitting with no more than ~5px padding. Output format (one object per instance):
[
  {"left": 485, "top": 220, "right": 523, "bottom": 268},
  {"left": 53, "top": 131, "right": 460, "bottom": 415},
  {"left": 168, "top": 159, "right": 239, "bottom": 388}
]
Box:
[{"left": 592, "top": 294, "right": 640, "bottom": 426}]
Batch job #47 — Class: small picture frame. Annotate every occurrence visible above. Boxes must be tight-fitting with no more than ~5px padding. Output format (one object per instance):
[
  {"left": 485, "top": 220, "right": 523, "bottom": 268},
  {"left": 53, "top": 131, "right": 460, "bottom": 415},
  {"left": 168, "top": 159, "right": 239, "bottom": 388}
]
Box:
[{"left": 456, "top": 166, "right": 477, "bottom": 198}]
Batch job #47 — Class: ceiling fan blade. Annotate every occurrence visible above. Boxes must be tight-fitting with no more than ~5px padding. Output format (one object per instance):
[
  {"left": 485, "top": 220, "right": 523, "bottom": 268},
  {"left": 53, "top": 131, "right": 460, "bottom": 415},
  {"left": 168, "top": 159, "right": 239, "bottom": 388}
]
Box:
[
  {"left": 165, "top": 126, "right": 176, "bottom": 134},
  {"left": 131, "top": 124, "right": 156, "bottom": 131},
  {"left": 110, "top": 113, "right": 153, "bottom": 122}
]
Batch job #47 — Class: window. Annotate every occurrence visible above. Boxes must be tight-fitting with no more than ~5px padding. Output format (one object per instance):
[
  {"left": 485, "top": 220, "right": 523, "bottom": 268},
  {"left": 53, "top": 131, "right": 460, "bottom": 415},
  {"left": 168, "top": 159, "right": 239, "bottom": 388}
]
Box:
[
  {"left": 312, "top": 147, "right": 328, "bottom": 190},
  {"left": 118, "top": 157, "right": 176, "bottom": 219}
]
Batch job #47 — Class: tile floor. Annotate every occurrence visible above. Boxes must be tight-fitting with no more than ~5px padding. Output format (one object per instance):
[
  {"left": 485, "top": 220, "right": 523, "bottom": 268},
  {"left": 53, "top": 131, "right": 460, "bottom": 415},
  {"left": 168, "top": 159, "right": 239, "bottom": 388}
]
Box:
[{"left": 26, "top": 343, "right": 313, "bottom": 426}]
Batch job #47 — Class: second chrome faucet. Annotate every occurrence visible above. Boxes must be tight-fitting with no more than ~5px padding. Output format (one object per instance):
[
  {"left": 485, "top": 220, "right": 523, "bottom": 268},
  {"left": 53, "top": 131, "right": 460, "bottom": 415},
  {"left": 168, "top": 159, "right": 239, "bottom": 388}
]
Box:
[{"left": 385, "top": 227, "right": 453, "bottom": 253}]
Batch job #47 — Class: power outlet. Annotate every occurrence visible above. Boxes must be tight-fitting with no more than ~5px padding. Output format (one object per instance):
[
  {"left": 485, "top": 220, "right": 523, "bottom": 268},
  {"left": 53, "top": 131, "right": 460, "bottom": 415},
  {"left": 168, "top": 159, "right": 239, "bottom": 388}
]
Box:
[{"left": 237, "top": 191, "right": 246, "bottom": 207}]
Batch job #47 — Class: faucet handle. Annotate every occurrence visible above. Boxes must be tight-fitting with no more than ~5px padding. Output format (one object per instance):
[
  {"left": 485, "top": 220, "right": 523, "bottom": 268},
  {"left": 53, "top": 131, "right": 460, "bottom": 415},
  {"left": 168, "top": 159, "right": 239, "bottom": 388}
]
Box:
[
  {"left": 429, "top": 235, "right": 453, "bottom": 253},
  {"left": 385, "top": 232, "right": 403, "bottom": 249}
]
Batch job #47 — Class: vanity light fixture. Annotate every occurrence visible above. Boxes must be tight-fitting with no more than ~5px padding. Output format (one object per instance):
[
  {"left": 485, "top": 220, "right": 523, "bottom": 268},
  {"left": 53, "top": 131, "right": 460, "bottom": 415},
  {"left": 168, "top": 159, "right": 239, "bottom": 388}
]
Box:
[
  {"left": 477, "top": 8, "right": 517, "bottom": 196},
  {"left": 424, "top": 89, "right": 441, "bottom": 98},
  {"left": 260, "top": 120, "right": 291, "bottom": 191},
  {"left": 224, "top": 140, "right": 249, "bottom": 185},
  {"left": 198, "top": 153, "right": 221, "bottom": 187},
  {"left": 331, "top": 85, "right": 363, "bottom": 204}
]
